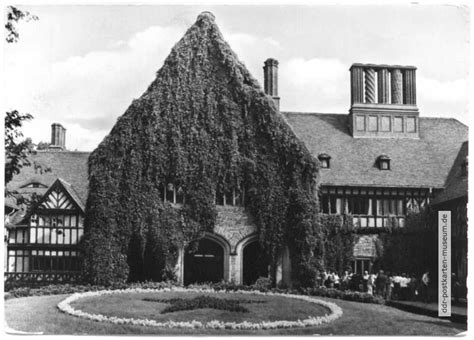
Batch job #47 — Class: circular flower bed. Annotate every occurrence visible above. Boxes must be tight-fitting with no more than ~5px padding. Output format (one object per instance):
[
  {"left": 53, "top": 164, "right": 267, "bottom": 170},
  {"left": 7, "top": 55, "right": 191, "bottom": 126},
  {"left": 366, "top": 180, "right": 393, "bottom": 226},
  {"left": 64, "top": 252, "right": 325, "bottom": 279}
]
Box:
[{"left": 57, "top": 287, "right": 343, "bottom": 330}]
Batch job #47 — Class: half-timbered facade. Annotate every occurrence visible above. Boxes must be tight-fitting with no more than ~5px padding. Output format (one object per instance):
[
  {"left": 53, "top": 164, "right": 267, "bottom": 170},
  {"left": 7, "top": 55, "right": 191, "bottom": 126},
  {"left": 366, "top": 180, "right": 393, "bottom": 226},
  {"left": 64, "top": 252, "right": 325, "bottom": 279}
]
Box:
[
  {"left": 6, "top": 178, "right": 86, "bottom": 283},
  {"left": 7, "top": 179, "right": 84, "bottom": 282},
  {"left": 5, "top": 129, "right": 89, "bottom": 286}
]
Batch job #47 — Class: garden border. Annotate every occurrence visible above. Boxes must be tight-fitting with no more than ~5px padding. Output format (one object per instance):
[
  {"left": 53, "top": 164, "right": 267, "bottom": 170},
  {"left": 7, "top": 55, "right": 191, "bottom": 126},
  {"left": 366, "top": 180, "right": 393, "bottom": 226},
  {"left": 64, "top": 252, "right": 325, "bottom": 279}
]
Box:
[{"left": 57, "top": 287, "right": 343, "bottom": 330}]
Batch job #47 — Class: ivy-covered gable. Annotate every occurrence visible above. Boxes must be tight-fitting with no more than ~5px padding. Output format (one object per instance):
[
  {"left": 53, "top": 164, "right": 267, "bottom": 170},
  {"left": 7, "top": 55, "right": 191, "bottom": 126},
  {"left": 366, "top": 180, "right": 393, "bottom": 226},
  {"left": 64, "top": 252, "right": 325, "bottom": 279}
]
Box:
[{"left": 83, "top": 12, "right": 320, "bottom": 285}]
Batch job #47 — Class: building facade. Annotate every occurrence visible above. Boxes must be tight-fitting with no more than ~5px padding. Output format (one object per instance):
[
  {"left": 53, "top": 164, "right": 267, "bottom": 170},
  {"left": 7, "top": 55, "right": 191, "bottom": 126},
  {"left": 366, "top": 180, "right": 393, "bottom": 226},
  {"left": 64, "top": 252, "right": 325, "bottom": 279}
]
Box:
[
  {"left": 284, "top": 63, "right": 468, "bottom": 276},
  {"left": 4, "top": 13, "right": 468, "bottom": 287}
]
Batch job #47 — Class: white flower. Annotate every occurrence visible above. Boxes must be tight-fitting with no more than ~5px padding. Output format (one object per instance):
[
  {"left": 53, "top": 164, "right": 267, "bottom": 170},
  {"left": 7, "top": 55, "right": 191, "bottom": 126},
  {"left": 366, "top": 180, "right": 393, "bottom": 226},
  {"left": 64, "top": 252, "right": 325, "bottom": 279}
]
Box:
[{"left": 57, "top": 287, "right": 343, "bottom": 330}]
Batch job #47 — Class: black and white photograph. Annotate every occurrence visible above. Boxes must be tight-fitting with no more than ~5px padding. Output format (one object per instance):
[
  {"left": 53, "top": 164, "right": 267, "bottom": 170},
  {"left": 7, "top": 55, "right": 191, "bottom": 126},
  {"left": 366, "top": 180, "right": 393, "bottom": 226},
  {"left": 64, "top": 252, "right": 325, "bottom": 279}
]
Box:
[{"left": 2, "top": 0, "right": 470, "bottom": 336}]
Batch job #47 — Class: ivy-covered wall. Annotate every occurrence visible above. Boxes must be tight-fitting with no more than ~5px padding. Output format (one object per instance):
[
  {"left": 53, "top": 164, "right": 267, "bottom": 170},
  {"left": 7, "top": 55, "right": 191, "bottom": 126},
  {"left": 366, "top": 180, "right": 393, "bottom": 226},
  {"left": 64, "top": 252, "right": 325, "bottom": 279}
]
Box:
[
  {"left": 319, "top": 210, "right": 439, "bottom": 278},
  {"left": 319, "top": 214, "right": 355, "bottom": 273},
  {"left": 374, "top": 209, "right": 438, "bottom": 276},
  {"left": 82, "top": 13, "right": 320, "bottom": 286}
]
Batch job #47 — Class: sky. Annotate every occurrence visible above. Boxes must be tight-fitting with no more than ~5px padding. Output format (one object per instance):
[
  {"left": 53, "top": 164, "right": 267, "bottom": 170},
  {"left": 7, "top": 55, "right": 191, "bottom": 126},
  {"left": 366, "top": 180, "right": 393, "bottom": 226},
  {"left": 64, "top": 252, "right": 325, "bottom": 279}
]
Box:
[{"left": 3, "top": 3, "right": 471, "bottom": 151}]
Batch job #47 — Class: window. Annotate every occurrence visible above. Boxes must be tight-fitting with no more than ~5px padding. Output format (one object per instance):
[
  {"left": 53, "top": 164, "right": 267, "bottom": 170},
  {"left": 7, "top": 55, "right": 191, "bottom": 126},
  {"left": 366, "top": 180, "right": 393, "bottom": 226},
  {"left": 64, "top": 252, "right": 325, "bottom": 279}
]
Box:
[
  {"left": 29, "top": 213, "right": 83, "bottom": 245},
  {"left": 406, "top": 117, "right": 416, "bottom": 133},
  {"left": 160, "top": 183, "right": 185, "bottom": 204},
  {"left": 381, "top": 116, "right": 391, "bottom": 132},
  {"left": 380, "top": 161, "right": 389, "bottom": 170},
  {"left": 166, "top": 183, "right": 175, "bottom": 202},
  {"left": 368, "top": 116, "right": 378, "bottom": 131},
  {"left": 234, "top": 189, "right": 244, "bottom": 206},
  {"left": 20, "top": 182, "right": 47, "bottom": 189},
  {"left": 394, "top": 117, "right": 403, "bottom": 132},
  {"left": 31, "top": 250, "right": 81, "bottom": 272},
  {"left": 329, "top": 196, "right": 337, "bottom": 214},
  {"left": 321, "top": 195, "right": 330, "bottom": 213},
  {"left": 321, "top": 192, "right": 406, "bottom": 228},
  {"left": 318, "top": 153, "right": 331, "bottom": 169},
  {"left": 356, "top": 116, "right": 365, "bottom": 131},
  {"left": 176, "top": 187, "right": 185, "bottom": 204},
  {"left": 350, "top": 197, "right": 370, "bottom": 215},
  {"left": 215, "top": 187, "right": 245, "bottom": 206},
  {"left": 406, "top": 197, "right": 428, "bottom": 213},
  {"left": 352, "top": 258, "right": 371, "bottom": 275},
  {"left": 7, "top": 250, "right": 30, "bottom": 272},
  {"left": 216, "top": 192, "right": 224, "bottom": 205},
  {"left": 377, "top": 155, "right": 390, "bottom": 170},
  {"left": 9, "top": 228, "right": 28, "bottom": 244},
  {"left": 225, "top": 189, "right": 234, "bottom": 206}
]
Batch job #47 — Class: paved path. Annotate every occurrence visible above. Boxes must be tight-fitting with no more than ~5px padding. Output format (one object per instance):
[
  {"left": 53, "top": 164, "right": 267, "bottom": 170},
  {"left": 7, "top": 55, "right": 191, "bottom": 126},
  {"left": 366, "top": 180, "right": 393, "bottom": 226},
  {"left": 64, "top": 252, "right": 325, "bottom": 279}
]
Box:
[{"left": 387, "top": 299, "right": 467, "bottom": 323}]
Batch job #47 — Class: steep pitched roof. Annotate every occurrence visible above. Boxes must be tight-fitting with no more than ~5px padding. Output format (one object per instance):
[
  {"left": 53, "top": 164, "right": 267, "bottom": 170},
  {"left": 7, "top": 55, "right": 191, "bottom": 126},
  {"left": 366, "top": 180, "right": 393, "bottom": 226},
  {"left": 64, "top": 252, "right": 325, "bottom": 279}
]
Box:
[
  {"left": 431, "top": 141, "right": 468, "bottom": 204},
  {"left": 39, "top": 178, "right": 86, "bottom": 212},
  {"left": 6, "top": 151, "right": 90, "bottom": 205},
  {"left": 57, "top": 178, "right": 86, "bottom": 211},
  {"left": 283, "top": 112, "right": 468, "bottom": 188}
]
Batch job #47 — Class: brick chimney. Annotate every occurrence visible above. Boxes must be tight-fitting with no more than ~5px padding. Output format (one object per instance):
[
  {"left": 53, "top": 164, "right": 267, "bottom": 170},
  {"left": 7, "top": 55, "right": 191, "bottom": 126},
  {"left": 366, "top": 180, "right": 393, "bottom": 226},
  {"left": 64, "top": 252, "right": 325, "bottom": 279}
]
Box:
[
  {"left": 50, "top": 123, "right": 66, "bottom": 150},
  {"left": 263, "top": 58, "right": 280, "bottom": 111},
  {"left": 349, "top": 63, "right": 419, "bottom": 139}
]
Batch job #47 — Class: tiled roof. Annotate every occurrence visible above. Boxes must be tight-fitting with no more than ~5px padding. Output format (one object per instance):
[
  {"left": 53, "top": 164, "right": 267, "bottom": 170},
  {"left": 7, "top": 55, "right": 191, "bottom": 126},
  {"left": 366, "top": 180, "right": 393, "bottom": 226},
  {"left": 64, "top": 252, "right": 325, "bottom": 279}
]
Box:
[
  {"left": 283, "top": 112, "right": 468, "bottom": 189},
  {"left": 6, "top": 151, "right": 90, "bottom": 206},
  {"left": 431, "top": 141, "right": 468, "bottom": 205},
  {"left": 56, "top": 178, "right": 86, "bottom": 212}
]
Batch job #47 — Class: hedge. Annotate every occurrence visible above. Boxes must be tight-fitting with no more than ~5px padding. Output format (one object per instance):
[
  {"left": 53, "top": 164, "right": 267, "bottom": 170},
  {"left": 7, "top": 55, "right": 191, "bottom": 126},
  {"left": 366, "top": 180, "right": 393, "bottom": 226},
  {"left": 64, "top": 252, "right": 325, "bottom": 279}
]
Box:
[{"left": 4, "top": 281, "right": 384, "bottom": 306}]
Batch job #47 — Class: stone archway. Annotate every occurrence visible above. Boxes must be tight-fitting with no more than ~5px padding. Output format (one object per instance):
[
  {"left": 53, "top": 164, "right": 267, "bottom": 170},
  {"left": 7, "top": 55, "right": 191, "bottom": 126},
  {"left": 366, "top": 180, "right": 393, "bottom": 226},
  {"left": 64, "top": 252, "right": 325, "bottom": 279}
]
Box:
[
  {"left": 183, "top": 234, "right": 230, "bottom": 285},
  {"left": 242, "top": 239, "right": 269, "bottom": 285}
]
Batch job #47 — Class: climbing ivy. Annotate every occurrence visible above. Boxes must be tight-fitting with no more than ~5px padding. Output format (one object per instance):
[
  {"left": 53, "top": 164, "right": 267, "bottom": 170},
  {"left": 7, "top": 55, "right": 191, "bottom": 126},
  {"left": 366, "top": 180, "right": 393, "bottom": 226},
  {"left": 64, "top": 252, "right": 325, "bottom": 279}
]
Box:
[
  {"left": 82, "top": 13, "right": 320, "bottom": 286},
  {"left": 375, "top": 208, "right": 437, "bottom": 276},
  {"left": 319, "top": 214, "right": 355, "bottom": 277}
]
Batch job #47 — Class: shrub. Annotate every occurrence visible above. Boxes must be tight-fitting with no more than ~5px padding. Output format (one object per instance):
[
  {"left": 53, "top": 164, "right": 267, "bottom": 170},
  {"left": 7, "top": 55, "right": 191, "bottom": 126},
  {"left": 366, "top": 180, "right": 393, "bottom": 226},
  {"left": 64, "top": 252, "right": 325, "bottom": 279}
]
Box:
[
  {"left": 5, "top": 281, "right": 385, "bottom": 305},
  {"left": 251, "top": 277, "right": 272, "bottom": 291},
  {"left": 210, "top": 280, "right": 249, "bottom": 292},
  {"left": 144, "top": 295, "right": 266, "bottom": 314},
  {"left": 4, "top": 281, "right": 177, "bottom": 299},
  {"left": 6, "top": 286, "right": 31, "bottom": 298},
  {"left": 304, "top": 286, "right": 384, "bottom": 304}
]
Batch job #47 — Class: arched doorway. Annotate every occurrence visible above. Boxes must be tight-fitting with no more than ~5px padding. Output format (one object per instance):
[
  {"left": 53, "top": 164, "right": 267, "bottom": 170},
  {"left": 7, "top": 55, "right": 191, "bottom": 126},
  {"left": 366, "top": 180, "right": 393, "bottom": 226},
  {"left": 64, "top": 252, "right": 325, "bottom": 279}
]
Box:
[
  {"left": 242, "top": 241, "right": 269, "bottom": 285},
  {"left": 184, "top": 238, "right": 224, "bottom": 285}
]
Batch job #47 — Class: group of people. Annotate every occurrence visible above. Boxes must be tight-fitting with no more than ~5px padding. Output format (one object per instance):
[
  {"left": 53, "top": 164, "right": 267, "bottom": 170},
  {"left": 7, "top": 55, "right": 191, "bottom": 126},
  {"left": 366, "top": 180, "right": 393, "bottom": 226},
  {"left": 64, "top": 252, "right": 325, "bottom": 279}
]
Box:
[
  {"left": 366, "top": 270, "right": 431, "bottom": 302},
  {"left": 318, "top": 269, "right": 431, "bottom": 302},
  {"left": 318, "top": 270, "right": 359, "bottom": 291}
]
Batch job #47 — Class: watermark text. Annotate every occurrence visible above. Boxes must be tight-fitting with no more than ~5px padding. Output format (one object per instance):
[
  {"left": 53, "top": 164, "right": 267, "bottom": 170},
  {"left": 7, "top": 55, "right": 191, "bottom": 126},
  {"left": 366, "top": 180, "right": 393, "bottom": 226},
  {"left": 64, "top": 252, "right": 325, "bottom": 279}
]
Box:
[{"left": 438, "top": 211, "right": 451, "bottom": 317}]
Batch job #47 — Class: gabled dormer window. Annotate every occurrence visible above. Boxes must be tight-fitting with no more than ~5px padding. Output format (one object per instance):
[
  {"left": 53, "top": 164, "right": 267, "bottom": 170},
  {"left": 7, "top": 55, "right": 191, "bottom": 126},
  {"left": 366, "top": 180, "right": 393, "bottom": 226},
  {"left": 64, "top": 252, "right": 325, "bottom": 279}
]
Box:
[
  {"left": 377, "top": 155, "right": 391, "bottom": 170},
  {"left": 20, "top": 182, "right": 48, "bottom": 189},
  {"left": 461, "top": 157, "right": 468, "bottom": 177},
  {"left": 318, "top": 153, "right": 331, "bottom": 169}
]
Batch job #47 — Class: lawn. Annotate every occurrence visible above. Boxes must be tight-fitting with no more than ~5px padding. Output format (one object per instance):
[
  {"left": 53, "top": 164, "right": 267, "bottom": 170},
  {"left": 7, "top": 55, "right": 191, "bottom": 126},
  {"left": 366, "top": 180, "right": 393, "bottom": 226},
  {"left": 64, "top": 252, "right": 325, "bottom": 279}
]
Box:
[
  {"left": 5, "top": 293, "right": 467, "bottom": 335},
  {"left": 69, "top": 291, "right": 330, "bottom": 323}
]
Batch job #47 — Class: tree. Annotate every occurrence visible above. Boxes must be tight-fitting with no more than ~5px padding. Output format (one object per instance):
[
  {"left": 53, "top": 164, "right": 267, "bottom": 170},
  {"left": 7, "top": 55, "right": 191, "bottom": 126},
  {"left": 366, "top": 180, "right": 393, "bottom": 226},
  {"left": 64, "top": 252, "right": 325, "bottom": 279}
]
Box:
[
  {"left": 5, "top": 110, "right": 34, "bottom": 186},
  {"left": 5, "top": 6, "right": 38, "bottom": 43},
  {"left": 5, "top": 7, "right": 45, "bottom": 203},
  {"left": 36, "top": 141, "right": 51, "bottom": 150}
]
